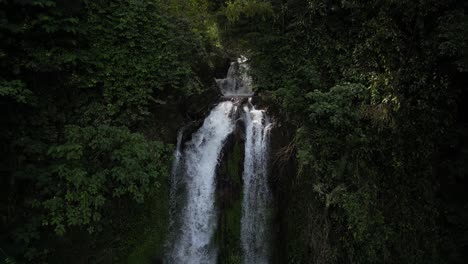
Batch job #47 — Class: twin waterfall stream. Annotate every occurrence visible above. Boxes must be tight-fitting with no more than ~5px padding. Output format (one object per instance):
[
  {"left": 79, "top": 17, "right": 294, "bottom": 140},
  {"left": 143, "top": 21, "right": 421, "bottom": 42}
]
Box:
[{"left": 167, "top": 58, "right": 272, "bottom": 264}]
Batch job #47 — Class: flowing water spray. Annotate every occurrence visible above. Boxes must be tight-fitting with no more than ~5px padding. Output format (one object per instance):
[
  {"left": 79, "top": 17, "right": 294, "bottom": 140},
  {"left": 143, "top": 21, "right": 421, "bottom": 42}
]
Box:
[
  {"left": 170, "top": 102, "right": 235, "bottom": 263},
  {"left": 241, "top": 100, "right": 272, "bottom": 264},
  {"left": 168, "top": 57, "right": 271, "bottom": 264},
  {"left": 216, "top": 56, "right": 253, "bottom": 97}
]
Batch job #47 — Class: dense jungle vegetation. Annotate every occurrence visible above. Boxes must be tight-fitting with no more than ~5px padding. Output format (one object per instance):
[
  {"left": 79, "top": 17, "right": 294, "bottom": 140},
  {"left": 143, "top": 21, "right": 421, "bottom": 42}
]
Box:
[{"left": 1, "top": 0, "right": 467, "bottom": 263}]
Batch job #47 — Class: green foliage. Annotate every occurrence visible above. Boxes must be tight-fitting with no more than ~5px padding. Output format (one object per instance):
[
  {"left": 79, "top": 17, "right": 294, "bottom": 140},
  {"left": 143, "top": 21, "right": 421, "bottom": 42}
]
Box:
[
  {"left": 224, "top": 0, "right": 273, "bottom": 22},
  {"left": 0, "top": 80, "right": 35, "bottom": 104},
  {"left": 40, "top": 125, "right": 171, "bottom": 235},
  {"left": 1, "top": 0, "right": 221, "bottom": 262},
  {"left": 80, "top": 0, "right": 210, "bottom": 124},
  {"left": 124, "top": 190, "right": 169, "bottom": 264},
  {"left": 216, "top": 0, "right": 468, "bottom": 263}
]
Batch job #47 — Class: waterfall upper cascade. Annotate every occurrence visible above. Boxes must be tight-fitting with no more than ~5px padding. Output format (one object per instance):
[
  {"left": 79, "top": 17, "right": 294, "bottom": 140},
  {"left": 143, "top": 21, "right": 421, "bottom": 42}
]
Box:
[
  {"left": 216, "top": 56, "right": 254, "bottom": 97},
  {"left": 168, "top": 58, "right": 272, "bottom": 264}
]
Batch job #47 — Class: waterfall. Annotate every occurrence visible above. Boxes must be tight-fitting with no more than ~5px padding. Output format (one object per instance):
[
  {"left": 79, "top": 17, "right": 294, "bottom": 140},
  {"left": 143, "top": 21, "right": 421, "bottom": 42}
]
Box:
[
  {"left": 168, "top": 57, "right": 272, "bottom": 264},
  {"left": 170, "top": 102, "right": 235, "bottom": 263},
  {"left": 216, "top": 56, "right": 253, "bottom": 97},
  {"left": 241, "top": 100, "right": 272, "bottom": 264}
]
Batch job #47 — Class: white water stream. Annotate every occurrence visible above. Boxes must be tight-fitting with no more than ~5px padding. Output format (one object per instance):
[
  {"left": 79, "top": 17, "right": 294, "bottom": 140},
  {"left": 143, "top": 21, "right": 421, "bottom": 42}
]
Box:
[
  {"left": 168, "top": 58, "right": 271, "bottom": 264},
  {"left": 170, "top": 101, "right": 235, "bottom": 263},
  {"left": 241, "top": 100, "right": 272, "bottom": 264}
]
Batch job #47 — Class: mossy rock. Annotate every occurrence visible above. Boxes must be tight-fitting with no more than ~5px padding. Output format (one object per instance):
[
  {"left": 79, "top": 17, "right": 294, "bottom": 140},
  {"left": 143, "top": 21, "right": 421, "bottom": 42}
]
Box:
[{"left": 216, "top": 134, "right": 244, "bottom": 263}]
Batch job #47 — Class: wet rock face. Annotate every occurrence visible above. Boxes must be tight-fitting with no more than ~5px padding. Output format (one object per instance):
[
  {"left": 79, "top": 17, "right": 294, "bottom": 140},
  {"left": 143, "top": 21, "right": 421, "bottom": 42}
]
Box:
[
  {"left": 216, "top": 133, "right": 245, "bottom": 263},
  {"left": 214, "top": 58, "right": 233, "bottom": 79}
]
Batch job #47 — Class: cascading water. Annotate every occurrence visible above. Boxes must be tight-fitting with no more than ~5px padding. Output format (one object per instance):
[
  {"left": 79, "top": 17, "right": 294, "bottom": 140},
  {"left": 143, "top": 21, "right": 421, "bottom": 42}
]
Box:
[
  {"left": 216, "top": 56, "right": 253, "bottom": 97},
  {"left": 168, "top": 57, "right": 272, "bottom": 264},
  {"left": 241, "top": 100, "right": 272, "bottom": 264},
  {"left": 170, "top": 102, "right": 235, "bottom": 263}
]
